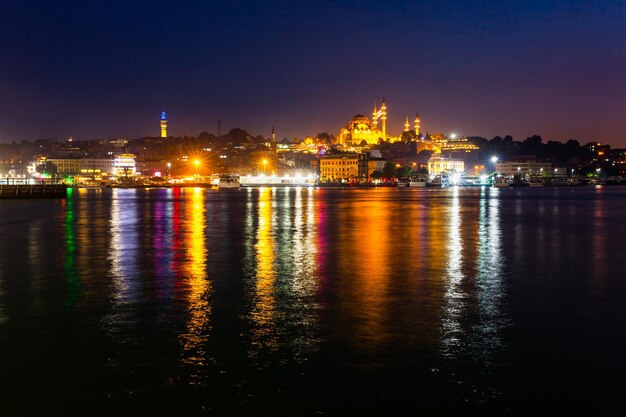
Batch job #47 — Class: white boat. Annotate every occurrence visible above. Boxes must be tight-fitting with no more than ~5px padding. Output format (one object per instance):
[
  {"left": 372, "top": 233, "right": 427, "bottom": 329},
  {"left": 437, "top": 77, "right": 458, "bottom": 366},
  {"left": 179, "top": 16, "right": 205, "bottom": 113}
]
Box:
[
  {"left": 217, "top": 174, "right": 240, "bottom": 189},
  {"left": 493, "top": 176, "right": 509, "bottom": 188}
]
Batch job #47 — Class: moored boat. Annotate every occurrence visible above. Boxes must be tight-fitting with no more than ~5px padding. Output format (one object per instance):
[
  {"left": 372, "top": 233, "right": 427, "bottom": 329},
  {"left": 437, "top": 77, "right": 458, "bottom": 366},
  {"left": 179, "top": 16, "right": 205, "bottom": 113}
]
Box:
[
  {"left": 217, "top": 174, "right": 240, "bottom": 189},
  {"left": 409, "top": 174, "right": 427, "bottom": 187},
  {"left": 493, "top": 176, "right": 509, "bottom": 188}
]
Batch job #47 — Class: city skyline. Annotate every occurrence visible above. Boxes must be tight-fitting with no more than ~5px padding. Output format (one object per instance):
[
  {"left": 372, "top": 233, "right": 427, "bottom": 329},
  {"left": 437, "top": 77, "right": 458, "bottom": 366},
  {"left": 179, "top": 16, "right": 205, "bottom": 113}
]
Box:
[{"left": 1, "top": 1, "right": 625, "bottom": 146}]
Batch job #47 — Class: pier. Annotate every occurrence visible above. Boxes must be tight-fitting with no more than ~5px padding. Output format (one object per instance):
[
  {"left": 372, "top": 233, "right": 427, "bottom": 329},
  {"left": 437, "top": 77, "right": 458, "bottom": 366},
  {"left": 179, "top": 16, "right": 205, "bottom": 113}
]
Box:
[{"left": 0, "top": 183, "right": 68, "bottom": 199}]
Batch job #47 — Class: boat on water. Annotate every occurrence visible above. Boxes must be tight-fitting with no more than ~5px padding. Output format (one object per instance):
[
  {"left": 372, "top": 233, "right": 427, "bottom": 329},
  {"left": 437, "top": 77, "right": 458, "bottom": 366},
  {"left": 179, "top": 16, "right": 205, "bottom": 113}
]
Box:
[
  {"left": 427, "top": 175, "right": 443, "bottom": 187},
  {"left": 409, "top": 174, "right": 427, "bottom": 187},
  {"left": 216, "top": 174, "right": 240, "bottom": 189},
  {"left": 397, "top": 177, "right": 410, "bottom": 187},
  {"left": 493, "top": 176, "right": 510, "bottom": 188},
  {"left": 77, "top": 180, "right": 103, "bottom": 190}
]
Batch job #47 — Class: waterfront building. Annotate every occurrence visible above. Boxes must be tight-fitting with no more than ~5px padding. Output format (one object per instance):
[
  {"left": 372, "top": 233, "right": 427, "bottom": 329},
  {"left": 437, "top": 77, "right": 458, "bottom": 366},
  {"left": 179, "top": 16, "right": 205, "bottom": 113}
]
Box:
[
  {"left": 113, "top": 154, "right": 137, "bottom": 177},
  {"left": 495, "top": 160, "right": 553, "bottom": 177},
  {"left": 428, "top": 156, "right": 464, "bottom": 175},
  {"left": 48, "top": 158, "right": 114, "bottom": 176},
  {"left": 135, "top": 160, "right": 168, "bottom": 177},
  {"left": 428, "top": 134, "right": 480, "bottom": 156},
  {"left": 367, "top": 158, "right": 387, "bottom": 178},
  {"left": 319, "top": 153, "right": 360, "bottom": 182},
  {"left": 160, "top": 111, "right": 168, "bottom": 138}
]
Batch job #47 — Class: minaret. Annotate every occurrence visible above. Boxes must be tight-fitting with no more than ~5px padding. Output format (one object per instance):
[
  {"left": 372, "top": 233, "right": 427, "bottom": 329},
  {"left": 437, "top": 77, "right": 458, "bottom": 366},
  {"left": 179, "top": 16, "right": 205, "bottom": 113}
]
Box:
[
  {"left": 160, "top": 111, "right": 168, "bottom": 138},
  {"left": 414, "top": 112, "right": 420, "bottom": 138},
  {"left": 404, "top": 116, "right": 410, "bottom": 132},
  {"left": 381, "top": 97, "right": 387, "bottom": 141},
  {"left": 271, "top": 125, "right": 276, "bottom": 142}
]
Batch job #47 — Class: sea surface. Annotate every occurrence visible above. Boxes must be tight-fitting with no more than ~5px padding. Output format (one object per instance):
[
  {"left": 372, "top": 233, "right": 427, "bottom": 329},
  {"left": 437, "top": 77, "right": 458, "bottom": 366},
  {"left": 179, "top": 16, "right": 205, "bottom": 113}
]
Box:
[{"left": 0, "top": 185, "right": 625, "bottom": 416}]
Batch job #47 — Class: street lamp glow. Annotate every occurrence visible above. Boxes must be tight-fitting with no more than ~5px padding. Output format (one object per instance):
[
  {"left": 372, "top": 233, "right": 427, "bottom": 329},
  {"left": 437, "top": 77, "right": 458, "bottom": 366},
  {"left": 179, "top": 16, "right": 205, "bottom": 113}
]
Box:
[
  {"left": 450, "top": 133, "right": 457, "bottom": 139},
  {"left": 490, "top": 156, "right": 498, "bottom": 164}
]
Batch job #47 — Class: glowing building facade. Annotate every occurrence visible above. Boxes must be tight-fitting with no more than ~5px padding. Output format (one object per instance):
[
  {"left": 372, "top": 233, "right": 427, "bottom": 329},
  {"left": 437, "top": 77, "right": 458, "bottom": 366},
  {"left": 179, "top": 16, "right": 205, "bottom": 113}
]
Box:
[
  {"left": 338, "top": 114, "right": 382, "bottom": 146},
  {"left": 113, "top": 154, "right": 137, "bottom": 177},
  {"left": 319, "top": 154, "right": 360, "bottom": 182},
  {"left": 428, "top": 156, "right": 464, "bottom": 175},
  {"left": 338, "top": 98, "right": 421, "bottom": 146}
]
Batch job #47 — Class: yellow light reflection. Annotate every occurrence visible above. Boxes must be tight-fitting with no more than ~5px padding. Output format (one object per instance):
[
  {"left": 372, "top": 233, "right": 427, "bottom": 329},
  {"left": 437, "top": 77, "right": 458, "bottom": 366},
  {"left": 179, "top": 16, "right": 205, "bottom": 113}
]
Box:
[
  {"left": 250, "top": 187, "right": 277, "bottom": 348},
  {"left": 180, "top": 188, "right": 211, "bottom": 367},
  {"left": 337, "top": 189, "right": 391, "bottom": 348}
]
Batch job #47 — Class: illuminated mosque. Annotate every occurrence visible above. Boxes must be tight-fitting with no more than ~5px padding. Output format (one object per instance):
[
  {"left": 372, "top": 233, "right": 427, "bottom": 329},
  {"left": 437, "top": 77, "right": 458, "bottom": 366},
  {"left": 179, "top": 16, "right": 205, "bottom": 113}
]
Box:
[{"left": 338, "top": 98, "right": 421, "bottom": 146}]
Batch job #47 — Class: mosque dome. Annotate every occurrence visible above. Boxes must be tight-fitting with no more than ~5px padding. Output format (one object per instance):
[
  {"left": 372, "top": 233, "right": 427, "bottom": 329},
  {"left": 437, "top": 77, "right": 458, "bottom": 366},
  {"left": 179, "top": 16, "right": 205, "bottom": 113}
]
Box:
[{"left": 351, "top": 114, "right": 371, "bottom": 123}]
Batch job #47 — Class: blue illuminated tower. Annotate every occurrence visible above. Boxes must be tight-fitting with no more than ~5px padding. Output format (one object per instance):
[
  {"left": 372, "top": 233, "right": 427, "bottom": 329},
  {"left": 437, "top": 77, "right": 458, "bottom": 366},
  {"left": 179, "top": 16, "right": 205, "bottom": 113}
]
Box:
[{"left": 160, "top": 111, "right": 168, "bottom": 138}]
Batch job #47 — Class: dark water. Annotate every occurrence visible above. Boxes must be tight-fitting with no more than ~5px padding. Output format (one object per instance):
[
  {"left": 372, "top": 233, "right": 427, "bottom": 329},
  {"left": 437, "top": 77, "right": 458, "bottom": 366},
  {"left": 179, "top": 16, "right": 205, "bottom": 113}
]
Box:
[{"left": 1, "top": 186, "right": 625, "bottom": 416}]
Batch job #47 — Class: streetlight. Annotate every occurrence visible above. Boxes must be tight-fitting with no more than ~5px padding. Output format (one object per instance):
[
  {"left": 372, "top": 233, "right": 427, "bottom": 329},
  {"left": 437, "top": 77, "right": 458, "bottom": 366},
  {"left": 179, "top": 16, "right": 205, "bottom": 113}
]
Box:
[
  {"left": 194, "top": 160, "right": 200, "bottom": 177},
  {"left": 490, "top": 156, "right": 498, "bottom": 164},
  {"left": 262, "top": 159, "right": 268, "bottom": 174},
  {"left": 167, "top": 162, "right": 171, "bottom": 177}
]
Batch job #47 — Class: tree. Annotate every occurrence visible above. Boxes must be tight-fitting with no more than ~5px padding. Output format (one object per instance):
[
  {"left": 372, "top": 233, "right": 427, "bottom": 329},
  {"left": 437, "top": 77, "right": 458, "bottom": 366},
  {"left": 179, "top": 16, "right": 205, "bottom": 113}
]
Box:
[
  {"left": 228, "top": 128, "right": 251, "bottom": 144},
  {"left": 400, "top": 130, "right": 417, "bottom": 143},
  {"left": 36, "top": 161, "right": 58, "bottom": 177},
  {"left": 524, "top": 135, "right": 543, "bottom": 146},
  {"left": 370, "top": 170, "right": 383, "bottom": 180},
  {"left": 198, "top": 131, "right": 213, "bottom": 140},
  {"left": 397, "top": 166, "right": 412, "bottom": 178},
  {"left": 316, "top": 132, "right": 332, "bottom": 144},
  {"left": 382, "top": 161, "right": 397, "bottom": 180}
]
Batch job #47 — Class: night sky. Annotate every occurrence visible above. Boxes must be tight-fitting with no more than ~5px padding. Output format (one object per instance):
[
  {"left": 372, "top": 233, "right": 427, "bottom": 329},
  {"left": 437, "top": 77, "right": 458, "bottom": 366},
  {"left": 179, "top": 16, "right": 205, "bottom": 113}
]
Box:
[{"left": 1, "top": 0, "right": 625, "bottom": 146}]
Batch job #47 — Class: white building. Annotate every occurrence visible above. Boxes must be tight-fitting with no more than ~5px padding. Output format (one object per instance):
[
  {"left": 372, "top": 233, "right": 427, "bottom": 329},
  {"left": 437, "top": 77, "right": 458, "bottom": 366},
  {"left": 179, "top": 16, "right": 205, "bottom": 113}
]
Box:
[
  {"left": 428, "top": 156, "right": 464, "bottom": 175},
  {"left": 48, "top": 158, "right": 114, "bottom": 176},
  {"left": 495, "top": 161, "right": 553, "bottom": 177}
]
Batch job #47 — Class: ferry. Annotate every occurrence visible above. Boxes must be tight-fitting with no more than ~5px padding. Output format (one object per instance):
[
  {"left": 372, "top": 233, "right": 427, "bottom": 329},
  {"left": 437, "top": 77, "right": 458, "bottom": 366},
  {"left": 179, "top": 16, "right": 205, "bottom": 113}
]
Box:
[
  {"left": 216, "top": 174, "right": 240, "bottom": 189},
  {"left": 78, "top": 179, "right": 104, "bottom": 190},
  {"left": 493, "top": 176, "right": 509, "bottom": 188}
]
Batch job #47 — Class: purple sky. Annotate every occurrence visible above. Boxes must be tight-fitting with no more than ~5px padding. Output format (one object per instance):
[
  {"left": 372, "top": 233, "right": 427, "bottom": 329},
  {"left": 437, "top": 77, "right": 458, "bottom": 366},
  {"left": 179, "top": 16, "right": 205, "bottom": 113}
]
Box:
[{"left": 1, "top": 0, "right": 625, "bottom": 146}]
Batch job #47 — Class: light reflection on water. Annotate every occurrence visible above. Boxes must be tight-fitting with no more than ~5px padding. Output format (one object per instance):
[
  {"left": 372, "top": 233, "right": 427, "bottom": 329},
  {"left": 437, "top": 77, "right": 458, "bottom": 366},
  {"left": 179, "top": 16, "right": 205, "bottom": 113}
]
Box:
[
  {"left": 1, "top": 186, "right": 625, "bottom": 414},
  {"left": 179, "top": 188, "right": 211, "bottom": 367},
  {"left": 441, "top": 186, "right": 465, "bottom": 355},
  {"left": 249, "top": 187, "right": 278, "bottom": 351},
  {"left": 108, "top": 189, "right": 141, "bottom": 310}
]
